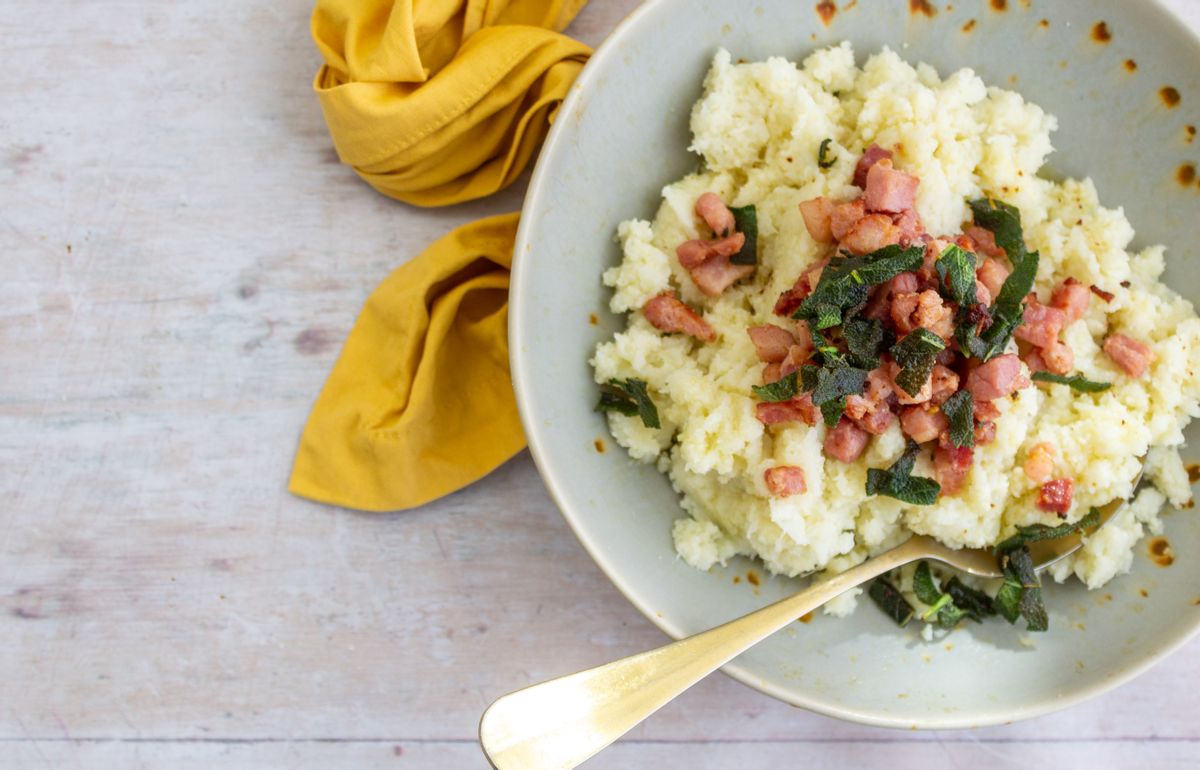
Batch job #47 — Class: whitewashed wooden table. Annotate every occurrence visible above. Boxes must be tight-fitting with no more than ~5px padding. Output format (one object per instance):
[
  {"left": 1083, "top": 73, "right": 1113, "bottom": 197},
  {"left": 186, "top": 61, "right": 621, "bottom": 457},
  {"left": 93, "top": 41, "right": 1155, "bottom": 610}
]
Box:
[{"left": 3, "top": 1, "right": 1199, "bottom": 768}]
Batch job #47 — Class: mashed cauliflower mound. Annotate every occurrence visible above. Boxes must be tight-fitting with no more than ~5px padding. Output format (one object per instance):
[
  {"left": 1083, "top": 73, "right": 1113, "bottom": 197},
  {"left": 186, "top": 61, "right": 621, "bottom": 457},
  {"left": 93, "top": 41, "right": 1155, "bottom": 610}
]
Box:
[{"left": 591, "top": 45, "right": 1200, "bottom": 618}]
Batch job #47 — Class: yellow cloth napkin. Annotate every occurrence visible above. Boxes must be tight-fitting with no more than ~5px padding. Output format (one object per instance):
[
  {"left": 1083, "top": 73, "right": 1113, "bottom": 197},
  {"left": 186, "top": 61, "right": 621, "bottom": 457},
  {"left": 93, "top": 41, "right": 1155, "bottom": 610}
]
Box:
[
  {"left": 290, "top": 0, "right": 591, "bottom": 511},
  {"left": 311, "top": 0, "right": 590, "bottom": 206}
]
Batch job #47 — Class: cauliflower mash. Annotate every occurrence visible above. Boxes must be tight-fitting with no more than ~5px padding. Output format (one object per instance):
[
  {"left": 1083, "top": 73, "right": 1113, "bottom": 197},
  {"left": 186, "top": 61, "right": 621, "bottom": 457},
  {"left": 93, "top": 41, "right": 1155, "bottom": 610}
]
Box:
[{"left": 590, "top": 44, "right": 1200, "bottom": 620}]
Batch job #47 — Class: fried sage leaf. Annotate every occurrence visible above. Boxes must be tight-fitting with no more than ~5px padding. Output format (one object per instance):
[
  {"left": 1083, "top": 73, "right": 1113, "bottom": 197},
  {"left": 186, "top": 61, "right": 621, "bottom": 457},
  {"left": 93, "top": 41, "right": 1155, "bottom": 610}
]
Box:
[
  {"left": 965, "top": 198, "right": 1040, "bottom": 361},
  {"left": 865, "top": 440, "right": 941, "bottom": 505},
  {"left": 940, "top": 389, "right": 975, "bottom": 449},
  {"left": 818, "top": 137, "right": 837, "bottom": 169},
  {"left": 729, "top": 204, "right": 758, "bottom": 266},
  {"left": 794, "top": 245, "right": 925, "bottom": 329},
  {"left": 995, "top": 546, "right": 1048, "bottom": 632},
  {"left": 944, "top": 577, "right": 996, "bottom": 620},
  {"left": 913, "top": 561, "right": 972, "bottom": 629},
  {"left": 1030, "top": 371, "right": 1112, "bottom": 393},
  {"left": 596, "top": 378, "right": 660, "bottom": 429},
  {"left": 995, "top": 508, "right": 1101, "bottom": 554},
  {"left": 890, "top": 328, "right": 946, "bottom": 397},
  {"left": 751, "top": 371, "right": 799, "bottom": 403},
  {"left": 869, "top": 578, "right": 915, "bottom": 627},
  {"left": 800, "top": 362, "right": 869, "bottom": 427},
  {"left": 935, "top": 244, "right": 977, "bottom": 307},
  {"left": 844, "top": 317, "right": 891, "bottom": 371}
]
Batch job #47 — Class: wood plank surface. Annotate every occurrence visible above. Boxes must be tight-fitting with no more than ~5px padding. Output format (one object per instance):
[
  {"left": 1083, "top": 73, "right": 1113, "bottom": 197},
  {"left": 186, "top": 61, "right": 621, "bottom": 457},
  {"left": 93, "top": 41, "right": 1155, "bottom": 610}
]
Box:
[{"left": 2, "top": 0, "right": 1199, "bottom": 768}]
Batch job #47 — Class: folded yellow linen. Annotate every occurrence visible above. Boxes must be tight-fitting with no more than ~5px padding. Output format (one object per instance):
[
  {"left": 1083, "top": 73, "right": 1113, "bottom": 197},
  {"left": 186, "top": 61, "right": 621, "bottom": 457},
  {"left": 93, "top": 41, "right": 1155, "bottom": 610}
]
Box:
[
  {"left": 311, "top": 0, "right": 590, "bottom": 206},
  {"left": 292, "top": 0, "right": 591, "bottom": 511}
]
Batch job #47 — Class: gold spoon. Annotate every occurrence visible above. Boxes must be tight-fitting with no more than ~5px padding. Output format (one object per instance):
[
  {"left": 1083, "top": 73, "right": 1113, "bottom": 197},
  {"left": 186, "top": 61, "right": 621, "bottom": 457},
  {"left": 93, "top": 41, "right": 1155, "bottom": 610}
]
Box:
[{"left": 479, "top": 484, "right": 1138, "bottom": 769}]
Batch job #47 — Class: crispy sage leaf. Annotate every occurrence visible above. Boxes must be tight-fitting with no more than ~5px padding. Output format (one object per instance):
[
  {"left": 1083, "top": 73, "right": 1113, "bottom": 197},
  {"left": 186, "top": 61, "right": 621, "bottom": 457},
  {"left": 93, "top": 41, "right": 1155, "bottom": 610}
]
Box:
[
  {"left": 935, "top": 244, "right": 977, "bottom": 307},
  {"left": 890, "top": 328, "right": 946, "bottom": 397},
  {"left": 912, "top": 561, "right": 944, "bottom": 606},
  {"left": 729, "top": 204, "right": 758, "bottom": 266},
  {"left": 751, "top": 370, "right": 799, "bottom": 402},
  {"left": 945, "top": 577, "right": 996, "bottom": 620},
  {"left": 940, "top": 389, "right": 975, "bottom": 449},
  {"left": 969, "top": 198, "right": 1026, "bottom": 264},
  {"left": 966, "top": 198, "right": 1040, "bottom": 361},
  {"left": 994, "top": 567, "right": 1024, "bottom": 623},
  {"left": 913, "top": 561, "right": 973, "bottom": 628},
  {"left": 962, "top": 301, "right": 1025, "bottom": 361},
  {"left": 1010, "top": 547, "right": 1048, "bottom": 632},
  {"left": 995, "top": 508, "right": 1101, "bottom": 554},
  {"left": 865, "top": 440, "right": 941, "bottom": 505},
  {"left": 869, "top": 578, "right": 915, "bottom": 627},
  {"left": 820, "top": 397, "right": 847, "bottom": 427},
  {"left": 1030, "top": 371, "right": 1113, "bottom": 393},
  {"left": 596, "top": 378, "right": 660, "bottom": 429},
  {"left": 794, "top": 245, "right": 924, "bottom": 329},
  {"left": 809, "top": 365, "right": 869, "bottom": 407},
  {"left": 844, "top": 317, "right": 891, "bottom": 370},
  {"left": 994, "top": 546, "right": 1048, "bottom": 631},
  {"left": 818, "top": 138, "right": 837, "bottom": 169}
]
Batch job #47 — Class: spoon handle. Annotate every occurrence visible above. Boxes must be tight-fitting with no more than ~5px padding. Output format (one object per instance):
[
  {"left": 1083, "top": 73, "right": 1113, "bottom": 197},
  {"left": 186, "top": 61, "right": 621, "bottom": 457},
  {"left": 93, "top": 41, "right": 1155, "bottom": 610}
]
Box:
[{"left": 479, "top": 537, "right": 927, "bottom": 770}]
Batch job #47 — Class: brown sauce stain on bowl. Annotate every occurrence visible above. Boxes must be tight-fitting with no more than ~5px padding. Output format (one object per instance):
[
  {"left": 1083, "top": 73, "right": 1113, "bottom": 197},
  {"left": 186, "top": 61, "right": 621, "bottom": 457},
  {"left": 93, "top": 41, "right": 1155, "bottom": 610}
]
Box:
[
  {"left": 593, "top": 438, "right": 605, "bottom": 453},
  {"left": 909, "top": 0, "right": 937, "bottom": 17},
  {"left": 816, "top": 0, "right": 837, "bottom": 26},
  {"left": 1139, "top": 588, "right": 1149, "bottom": 598},
  {"left": 588, "top": 313, "right": 599, "bottom": 325},
  {"left": 1148, "top": 536, "right": 1175, "bottom": 567},
  {"left": 1160, "top": 86, "right": 1181, "bottom": 108},
  {"left": 1193, "top": 597, "right": 1200, "bottom": 606},
  {"left": 1177, "top": 163, "right": 1196, "bottom": 186},
  {"left": 1182, "top": 499, "right": 1196, "bottom": 510},
  {"left": 1091, "top": 21, "right": 1111, "bottom": 43},
  {"left": 746, "top": 569, "right": 761, "bottom": 586},
  {"left": 1186, "top": 463, "right": 1200, "bottom": 483},
  {"left": 989, "top": 0, "right": 1006, "bottom": 11},
  {"left": 1124, "top": 59, "right": 1138, "bottom": 72},
  {"left": 1186, "top": 125, "right": 1197, "bottom": 144},
  {"left": 798, "top": 611, "right": 814, "bottom": 623},
  {"left": 732, "top": 575, "right": 741, "bottom": 584},
  {"left": 1037, "top": 18, "right": 1049, "bottom": 29},
  {"left": 961, "top": 18, "right": 976, "bottom": 32}
]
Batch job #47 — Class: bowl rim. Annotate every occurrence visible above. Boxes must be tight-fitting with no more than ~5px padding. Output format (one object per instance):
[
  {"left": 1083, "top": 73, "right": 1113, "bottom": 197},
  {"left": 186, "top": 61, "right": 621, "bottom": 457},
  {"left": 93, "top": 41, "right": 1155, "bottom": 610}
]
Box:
[{"left": 509, "top": 0, "right": 1200, "bottom": 729}]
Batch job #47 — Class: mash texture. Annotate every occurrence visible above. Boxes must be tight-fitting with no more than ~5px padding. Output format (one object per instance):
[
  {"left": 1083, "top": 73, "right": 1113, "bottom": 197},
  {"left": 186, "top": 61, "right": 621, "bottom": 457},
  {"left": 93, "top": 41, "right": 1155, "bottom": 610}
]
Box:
[{"left": 591, "top": 45, "right": 1200, "bottom": 615}]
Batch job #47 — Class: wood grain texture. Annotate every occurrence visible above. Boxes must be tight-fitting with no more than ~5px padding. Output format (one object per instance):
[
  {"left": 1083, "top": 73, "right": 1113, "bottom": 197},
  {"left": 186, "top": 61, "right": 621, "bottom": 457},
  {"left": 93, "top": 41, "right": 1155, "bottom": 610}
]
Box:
[{"left": 2, "top": 0, "right": 1199, "bottom": 768}]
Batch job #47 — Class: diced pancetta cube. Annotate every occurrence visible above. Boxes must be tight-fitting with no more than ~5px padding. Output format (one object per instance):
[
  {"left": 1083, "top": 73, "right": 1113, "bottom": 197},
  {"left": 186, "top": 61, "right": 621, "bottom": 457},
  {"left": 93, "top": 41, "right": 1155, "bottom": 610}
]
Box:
[
  {"left": 864, "top": 158, "right": 919, "bottom": 214},
  {"left": 966, "top": 354, "right": 1029, "bottom": 401},
  {"left": 823, "top": 418, "right": 870, "bottom": 463},
  {"left": 642, "top": 293, "right": 716, "bottom": 342},
  {"left": 1103, "top": 333, "right": 1154, "bottom": 378},
  {"left": 764, "top": 465, "right": 807, "bottom": 497}
]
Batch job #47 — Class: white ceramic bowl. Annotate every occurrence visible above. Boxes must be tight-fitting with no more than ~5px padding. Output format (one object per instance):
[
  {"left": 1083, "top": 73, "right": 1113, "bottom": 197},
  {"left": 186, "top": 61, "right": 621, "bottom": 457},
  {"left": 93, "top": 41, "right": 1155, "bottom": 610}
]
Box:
[{"left": 510, "top": 0, "right": 1200, "bottom": 727}]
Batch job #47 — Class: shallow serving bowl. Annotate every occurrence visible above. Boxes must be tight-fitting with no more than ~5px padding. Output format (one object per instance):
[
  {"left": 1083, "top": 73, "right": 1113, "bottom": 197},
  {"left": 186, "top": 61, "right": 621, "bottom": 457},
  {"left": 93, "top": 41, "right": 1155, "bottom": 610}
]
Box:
[{"left": 509, "top": 0, "right": 1200, "bottom": 728}]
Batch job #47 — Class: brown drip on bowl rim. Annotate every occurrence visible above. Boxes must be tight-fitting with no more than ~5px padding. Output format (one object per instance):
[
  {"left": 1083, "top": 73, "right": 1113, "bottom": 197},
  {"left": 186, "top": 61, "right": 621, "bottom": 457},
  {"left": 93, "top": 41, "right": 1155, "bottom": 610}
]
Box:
[
  {"left": 1148, "top": 536, "right": 1175, "bottom": 567},
  {"left": 816, "top": 0, "right": 836, "bottom": 26},
  {"left": 909, "top": 0, "right": 936, "bottom": 17}
]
